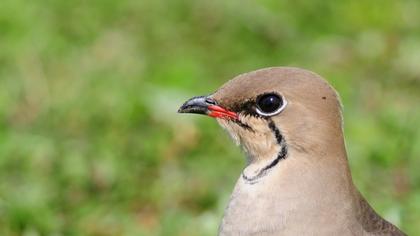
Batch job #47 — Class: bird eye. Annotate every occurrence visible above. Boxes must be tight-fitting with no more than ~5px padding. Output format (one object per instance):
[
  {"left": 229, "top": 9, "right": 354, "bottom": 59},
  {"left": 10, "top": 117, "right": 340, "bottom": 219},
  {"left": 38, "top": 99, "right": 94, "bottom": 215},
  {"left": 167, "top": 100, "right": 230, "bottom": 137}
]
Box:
[{"left": 256, "top": 93, "right": 287, "bottom": 116}]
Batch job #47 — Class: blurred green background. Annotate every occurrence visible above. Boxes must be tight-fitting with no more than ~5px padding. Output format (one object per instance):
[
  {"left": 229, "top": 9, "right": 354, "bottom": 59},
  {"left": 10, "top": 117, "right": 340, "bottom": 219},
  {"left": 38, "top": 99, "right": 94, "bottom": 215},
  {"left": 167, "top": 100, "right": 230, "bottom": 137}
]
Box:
[{"left": 0, "top": 0, "right": 419, "bottom": 235}]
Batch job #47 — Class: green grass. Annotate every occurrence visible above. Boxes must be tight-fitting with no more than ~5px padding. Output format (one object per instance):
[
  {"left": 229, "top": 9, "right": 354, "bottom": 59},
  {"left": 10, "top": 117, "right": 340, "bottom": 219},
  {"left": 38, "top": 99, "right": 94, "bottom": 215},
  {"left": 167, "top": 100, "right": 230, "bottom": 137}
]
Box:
[{"left": 0, "top": 0, "right": 419, "bottom": 235}]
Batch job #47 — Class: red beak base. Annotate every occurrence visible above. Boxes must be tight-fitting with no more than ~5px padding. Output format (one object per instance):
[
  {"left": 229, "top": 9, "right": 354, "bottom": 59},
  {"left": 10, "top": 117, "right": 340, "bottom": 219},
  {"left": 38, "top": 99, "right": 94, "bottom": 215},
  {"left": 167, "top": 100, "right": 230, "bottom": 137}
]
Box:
[{"left": 208, "top": 105, "right": 238, "bottom": 120}]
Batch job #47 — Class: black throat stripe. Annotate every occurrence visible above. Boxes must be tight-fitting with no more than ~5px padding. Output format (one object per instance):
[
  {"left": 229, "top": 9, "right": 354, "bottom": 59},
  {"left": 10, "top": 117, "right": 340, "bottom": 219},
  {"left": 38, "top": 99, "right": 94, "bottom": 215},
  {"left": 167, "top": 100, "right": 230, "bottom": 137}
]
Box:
[
  {"left": 242, "top": 119, "right": 288, "bottom": 183},
  {"left": 268, "top": 119, "right": 283, "bottom": 144}
]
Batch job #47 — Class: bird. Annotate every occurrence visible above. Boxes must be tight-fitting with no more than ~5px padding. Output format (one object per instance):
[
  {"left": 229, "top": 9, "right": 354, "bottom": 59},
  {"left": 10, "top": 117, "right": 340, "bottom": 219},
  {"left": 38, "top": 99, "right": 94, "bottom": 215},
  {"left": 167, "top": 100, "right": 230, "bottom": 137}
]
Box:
[{"left": 177, "top": 67, "right": 405, "bottom": 236}]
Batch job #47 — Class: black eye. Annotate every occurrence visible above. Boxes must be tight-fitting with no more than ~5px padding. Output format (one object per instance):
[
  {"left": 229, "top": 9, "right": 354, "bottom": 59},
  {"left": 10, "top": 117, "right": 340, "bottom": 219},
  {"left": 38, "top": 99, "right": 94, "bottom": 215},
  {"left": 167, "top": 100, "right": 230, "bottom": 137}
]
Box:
[{"left": 256, "top": 93, "right": 286, "bottom": 116}]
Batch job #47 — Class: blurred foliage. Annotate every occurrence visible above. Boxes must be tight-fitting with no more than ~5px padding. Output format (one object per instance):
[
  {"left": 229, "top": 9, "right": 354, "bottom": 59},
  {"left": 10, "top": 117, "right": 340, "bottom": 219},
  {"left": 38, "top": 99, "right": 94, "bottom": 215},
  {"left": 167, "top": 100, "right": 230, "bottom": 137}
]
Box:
[{"left": 0, "top": 0, "right": 419, "bottom": 235}]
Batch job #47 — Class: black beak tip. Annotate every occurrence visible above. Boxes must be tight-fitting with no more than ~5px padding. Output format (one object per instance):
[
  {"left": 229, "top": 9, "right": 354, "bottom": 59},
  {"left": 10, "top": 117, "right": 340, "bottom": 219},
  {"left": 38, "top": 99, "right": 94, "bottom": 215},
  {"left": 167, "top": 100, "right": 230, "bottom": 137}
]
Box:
[
  {"left": 177, "top": 96, "right": 209, "bottom": 115},
  {"left": 177, "top": 100, "right": 193, "bottom": 113},
  {"left": 177, "top": 105, "right": 186, "bottom": 113}
]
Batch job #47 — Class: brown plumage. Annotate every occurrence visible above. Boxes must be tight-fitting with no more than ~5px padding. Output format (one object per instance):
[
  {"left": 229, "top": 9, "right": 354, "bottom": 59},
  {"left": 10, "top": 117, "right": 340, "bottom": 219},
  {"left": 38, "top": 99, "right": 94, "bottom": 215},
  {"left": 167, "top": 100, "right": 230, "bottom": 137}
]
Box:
[{"left": 178, "top": 67, "right": 405, "bottom": 235}]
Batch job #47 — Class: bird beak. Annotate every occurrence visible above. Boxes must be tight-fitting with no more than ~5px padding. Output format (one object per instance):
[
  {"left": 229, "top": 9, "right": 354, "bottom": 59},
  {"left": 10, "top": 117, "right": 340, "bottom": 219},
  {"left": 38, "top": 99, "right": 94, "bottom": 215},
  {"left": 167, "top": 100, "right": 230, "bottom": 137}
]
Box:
[{"left": 178, "top": 96, "right": 238, "bottom": 120}]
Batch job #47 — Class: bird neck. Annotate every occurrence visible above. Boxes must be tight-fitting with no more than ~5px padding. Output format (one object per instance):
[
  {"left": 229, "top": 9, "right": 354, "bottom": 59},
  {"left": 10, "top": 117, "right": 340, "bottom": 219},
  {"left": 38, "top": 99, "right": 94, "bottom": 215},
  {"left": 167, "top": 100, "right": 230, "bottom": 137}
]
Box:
[
  {"left": 240, "top": 126, "right": 359, "bottom": 217},
  {"left": 220, "top": 147, "right": 361, "bottom": 235},
  {"left": 241, "top": 119, "right": 288, "bottom": 183},
  {"left": 241, "top": 137, "right": 355, "bottom": 197}
]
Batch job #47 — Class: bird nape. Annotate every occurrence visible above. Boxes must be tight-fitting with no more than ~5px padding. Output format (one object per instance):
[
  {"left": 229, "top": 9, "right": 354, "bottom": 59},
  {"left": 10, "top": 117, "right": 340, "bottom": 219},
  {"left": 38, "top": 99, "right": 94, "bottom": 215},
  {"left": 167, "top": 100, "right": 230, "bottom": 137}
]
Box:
[{"left": 178, "top": 67, "right": 405, "bottom": 236}]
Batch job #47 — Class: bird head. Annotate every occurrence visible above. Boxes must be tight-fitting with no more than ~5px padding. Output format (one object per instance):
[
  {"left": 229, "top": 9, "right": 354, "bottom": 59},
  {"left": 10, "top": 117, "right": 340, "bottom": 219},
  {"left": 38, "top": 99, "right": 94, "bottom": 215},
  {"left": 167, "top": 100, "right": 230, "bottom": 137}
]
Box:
[{"left": 178, "top": 67, "right": 345, "bottom": 164}]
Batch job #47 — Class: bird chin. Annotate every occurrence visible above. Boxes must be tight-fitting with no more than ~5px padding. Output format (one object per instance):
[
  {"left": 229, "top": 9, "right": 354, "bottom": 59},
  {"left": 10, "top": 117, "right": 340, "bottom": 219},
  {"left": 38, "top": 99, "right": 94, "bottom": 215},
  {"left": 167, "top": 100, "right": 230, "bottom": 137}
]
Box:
[{"left": 216, "top": 118, "right": 241, "bottom": 146}]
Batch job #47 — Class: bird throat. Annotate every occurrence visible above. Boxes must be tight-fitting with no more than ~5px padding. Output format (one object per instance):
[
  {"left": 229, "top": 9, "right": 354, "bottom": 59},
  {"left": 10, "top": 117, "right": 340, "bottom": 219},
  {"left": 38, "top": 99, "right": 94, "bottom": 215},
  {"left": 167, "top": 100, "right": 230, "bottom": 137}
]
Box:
[{"left": 241, "top": 119, "right": 288, "bottom": 184}]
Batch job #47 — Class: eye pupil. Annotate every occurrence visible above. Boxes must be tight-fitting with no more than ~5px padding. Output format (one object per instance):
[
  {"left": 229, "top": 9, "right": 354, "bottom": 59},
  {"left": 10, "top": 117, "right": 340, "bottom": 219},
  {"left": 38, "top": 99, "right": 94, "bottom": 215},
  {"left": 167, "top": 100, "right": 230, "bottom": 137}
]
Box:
[{"left": 256, "top": 94, "right": 283, "bottom": 115}]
